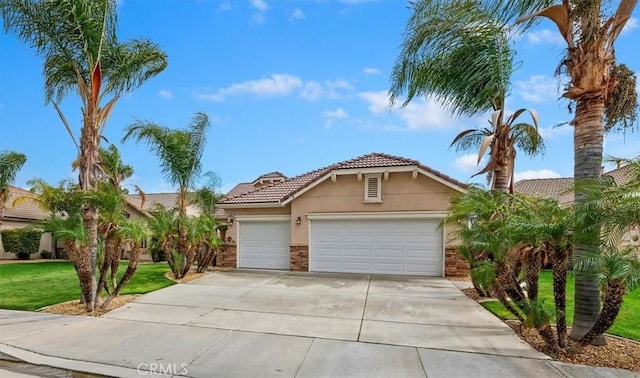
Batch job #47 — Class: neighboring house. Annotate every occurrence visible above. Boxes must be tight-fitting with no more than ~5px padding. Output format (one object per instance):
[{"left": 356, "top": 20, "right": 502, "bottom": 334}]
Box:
[
  {"left": 217, "top": 152, "right": 469, "bottom": 277},
  {"left": 514, "top": 164, "right": 639, "bottom": 250},
  {"left": 0, "top": 186, "right": 54, "bottom": 259}
]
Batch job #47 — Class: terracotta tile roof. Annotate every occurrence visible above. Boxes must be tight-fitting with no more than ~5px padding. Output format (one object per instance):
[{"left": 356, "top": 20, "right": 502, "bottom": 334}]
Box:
[
  {"left": 2, "top": 186, "right": 48, "bottom": 221},
  {"left": 514, "top": 165, "right": 636, "bottom": 205},
  {"left": 219, "top": 152, "right": 467, "bottom": 206}
]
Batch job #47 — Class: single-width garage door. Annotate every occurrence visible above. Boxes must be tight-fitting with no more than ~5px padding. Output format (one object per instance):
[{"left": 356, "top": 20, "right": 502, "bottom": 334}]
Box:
[
  {"left": 309, "top": 219, "right": 443, "bottom": 276},
  {"left": 238, "top": 221, "right": 290, "bottom": 270}
]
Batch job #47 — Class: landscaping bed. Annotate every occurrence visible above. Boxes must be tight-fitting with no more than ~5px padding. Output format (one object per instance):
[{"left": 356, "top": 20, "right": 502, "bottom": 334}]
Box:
[
  {"left": 38, "top": 295, "right": 139, "bottom": 317},
  {"left": 460, "top": 285, "right": 640, "bottom": 372}
]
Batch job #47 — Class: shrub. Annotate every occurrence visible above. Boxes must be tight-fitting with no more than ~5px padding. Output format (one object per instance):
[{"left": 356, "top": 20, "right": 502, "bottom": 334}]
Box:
[
  {"left": 1, "top": 229, "right": 42, "bottom": 257},
  {"left": 40, "top": 250, "right": 52, "bottom": 259}
]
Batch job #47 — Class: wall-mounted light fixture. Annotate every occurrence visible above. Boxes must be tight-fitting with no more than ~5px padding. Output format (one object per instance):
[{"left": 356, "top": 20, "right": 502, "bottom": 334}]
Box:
[
  {"left": 296, "top": 216, "right": 302, "bottom": 225},
  {"left": 228, "top": 214, "right": 235, "bottom": 227}
]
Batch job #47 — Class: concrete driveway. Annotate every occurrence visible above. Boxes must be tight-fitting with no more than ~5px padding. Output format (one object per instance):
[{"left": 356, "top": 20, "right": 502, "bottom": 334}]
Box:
[
  {"left": 1, "top": 270, "right": 637, "bottom": 377},
  {"left": 105, "top": 270, "right": 540, "bottom": 358}
]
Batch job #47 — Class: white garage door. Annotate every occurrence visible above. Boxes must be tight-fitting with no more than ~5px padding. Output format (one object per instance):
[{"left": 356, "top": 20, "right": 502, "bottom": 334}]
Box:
[
  {"left": 238, "top": 221, "right": 290, "bottom": 270},
  {"left": 309, "top": 218, "right": 443, "bottom": 276}
]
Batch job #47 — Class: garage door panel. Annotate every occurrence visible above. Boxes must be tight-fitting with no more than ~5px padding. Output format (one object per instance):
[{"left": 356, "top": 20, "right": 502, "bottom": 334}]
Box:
[
  {"left": 374, "top": 248, "right": 404, "bottom": 258},
  {"left": 239, "top": 221, "right": 290, "bottom": 270},
  {"left": 343, "top": 247, "right": 372, "bottom": 257},
  {"left": 310, "top": 218, "right": 443, "bottom": 276}
]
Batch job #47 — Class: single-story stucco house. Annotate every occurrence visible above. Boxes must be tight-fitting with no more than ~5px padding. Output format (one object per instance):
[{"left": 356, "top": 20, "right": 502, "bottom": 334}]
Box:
[
  {"left": 0, "top": 186, "right": 54, "bottom": 259},
  {"left": 216, "top": 152, "right": 469, "bottom": 277}
]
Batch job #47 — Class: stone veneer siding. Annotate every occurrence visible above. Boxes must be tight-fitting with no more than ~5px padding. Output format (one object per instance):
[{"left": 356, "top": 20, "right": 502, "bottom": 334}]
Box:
[
  {"left": 217, "top": 244, "right": 237, "bottom": 268},
  {"left": 444, "top": 248, "right": 469, "bottom": 277},
  {"left": 290, "top": 245, "right": 309, "bottom": 271}
]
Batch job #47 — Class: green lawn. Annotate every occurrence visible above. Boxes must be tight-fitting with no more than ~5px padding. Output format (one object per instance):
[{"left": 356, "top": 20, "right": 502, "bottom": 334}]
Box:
[
  {"left": 482, "top": 270, "right": 640, "bottom": 341},
  {"left": 0, "top": 261, "right": 175, "bottom": 311}
]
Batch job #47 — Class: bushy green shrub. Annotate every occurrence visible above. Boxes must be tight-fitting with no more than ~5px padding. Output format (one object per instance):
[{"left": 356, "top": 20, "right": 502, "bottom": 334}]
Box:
[{"left": 1, "top": 229, "right": 42, "bottom": 257}]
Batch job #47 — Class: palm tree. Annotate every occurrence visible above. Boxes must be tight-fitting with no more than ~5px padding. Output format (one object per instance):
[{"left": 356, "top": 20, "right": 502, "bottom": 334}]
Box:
[
  {"left": 0, "top": 151, "right": 26, "bottom": 231},
  {"left": 191, "top": 171, "right": 223, "bottom": 217},
  {"left": 98, "top": 144, "right": 134, "bottom": 190},
  {"left": 574, "top": 246, "right": 640, "bottom": 345},
  {"left": 146, "top": 206, "right": 180, "bottom": 278},
  {"left": 122, "top": 112, "right": 210, "bottom": 216},
  {"left": 510, "top": 196, "right": 574, "bottom": 347},
  {"left": 389, "top": 1, "right": 545, "bottom": 192},
  {"left": 100, "top": 219, "right": 147, "bottom": 309},
  {"left": 511, "top": 0, "right": 637, "bottom": 342},
  {"left": 392, "top": 0, "right": 638, "bottom": 345},
  {"left": 122, "top": 112, "right": 210, "bottom": 278},
  {"left": 1, "top": 0, "right": 167, "bottom": 311},
  {"left": 94, "top": 182, "right": 127, "bottom": 297}
]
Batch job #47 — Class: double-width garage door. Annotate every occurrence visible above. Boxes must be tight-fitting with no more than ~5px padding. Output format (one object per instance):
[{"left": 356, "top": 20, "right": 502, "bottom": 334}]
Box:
[
  {"left": 309, "top": 219, "right": 443, "bottom": 276},
  {"left": 238, "top": 221, "right": 290, "bottom": 270}
]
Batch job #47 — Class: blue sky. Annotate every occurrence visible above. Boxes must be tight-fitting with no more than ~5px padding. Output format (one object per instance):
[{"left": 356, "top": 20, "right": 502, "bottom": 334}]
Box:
[{"left": 0, "top": 0, "right": 639, "bottom": 194}]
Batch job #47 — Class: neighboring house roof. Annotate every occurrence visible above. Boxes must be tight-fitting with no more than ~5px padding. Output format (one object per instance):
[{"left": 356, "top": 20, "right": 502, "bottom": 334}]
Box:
[
  {"left": 254, "top": 171, "right": 287, "bottom": 180},
  {"left": 2, "top": 185, "right": 48, "bottom": 221},
  {"left": 513, "top": 178, "right": 574, "bottom": 204},
  {"left": 127, "top": 193, "right": 179, "bottom": 212},
  {"left": 514, "top": 165, "right": 636, "bottom": 205},
  {"left": 219, "top": 152, "right": 467, "bottom": 206},
  {"left": 225, "top": 183, "right": 256, "bottom": 199}
]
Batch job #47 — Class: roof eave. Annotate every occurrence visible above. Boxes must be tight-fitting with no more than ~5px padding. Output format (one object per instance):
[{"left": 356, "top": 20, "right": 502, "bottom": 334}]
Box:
[{"left": 217, "top": 202, "right": 285, "bottom": 209}]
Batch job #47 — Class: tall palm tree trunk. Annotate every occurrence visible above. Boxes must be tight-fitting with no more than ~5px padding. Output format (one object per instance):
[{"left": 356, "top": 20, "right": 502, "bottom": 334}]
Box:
[
  {"left": 78, "top": 114, "right": 100, "bottom": 311},
  {"left": 570, "top": 98, "right": 606, "bottom": 344}
]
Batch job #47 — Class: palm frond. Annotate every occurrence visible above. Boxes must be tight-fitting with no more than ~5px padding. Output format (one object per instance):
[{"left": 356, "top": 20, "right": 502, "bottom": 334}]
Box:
[
  {"left": 0, "top": 151, "right": 27, "bottom": 190},
  {"left": 390, "top": 0, "right": 514, "bottom": 117}
]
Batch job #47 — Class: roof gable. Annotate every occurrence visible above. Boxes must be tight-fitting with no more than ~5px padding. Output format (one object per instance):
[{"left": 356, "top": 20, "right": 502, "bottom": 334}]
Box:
[
  {"left": 3, "top": 186, "right": 48, "bottom": 221},
  {"left": 219, "top": 153, "right": 467, "bottom": 206}
]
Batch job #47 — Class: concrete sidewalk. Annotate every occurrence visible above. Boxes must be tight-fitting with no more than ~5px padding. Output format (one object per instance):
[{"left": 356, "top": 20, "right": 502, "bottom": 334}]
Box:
[{"left": 0, "top": 271, "right": 638, "bottom": 377}]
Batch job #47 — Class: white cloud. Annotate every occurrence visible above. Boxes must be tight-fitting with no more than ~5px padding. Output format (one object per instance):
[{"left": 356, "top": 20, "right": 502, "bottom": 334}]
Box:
[
  {"left": 197, "top": 74, "right": 303, "bottom": 102},
  {"left": 363, "top": 67, "right": 380, "bottom": 75},
  {"left": 454, "top": 154, "right": 484, "bottom": 173},
  {"left": 300, "top": 79, "right": 353, "bottom": 101},
  {"left": 289, "top": 8, "right": 305, "bottom": 21},
  {"left": 158, "top": 90, "right": 173, "bottom": 99},
  {"left": 514, "top": 169, "right": 561, "bottom": 182},
  {"left": 251, "top": 0, "right": 268, "bottom": 24},
  {"left": 358, "top": 91, "right": 458, "bottom": 130},
  {"left": 198, "top": 75, "right": 353, "bottom": 102},
  {"left": 358, "top": 91, "right": 389, "bottom": 114},
  {"left": 515, "top": 75, "right": 560, "bottom": 103},
  {"left": 341, "top": 0, "right": 379, "bottom": 4},
  {"left": 322, "top": 107, "right": 349, "bottom": 127},
  {"left": 622, "top": 17, "right": 639, "bottom": 35},
  {"left": 323, "top": 107, "right": 349, "bottom": 119},
  {"left": 300, "top": 81, "right": 323, "bottom": 101},
  {"left": 218, "top": 1, "right": 232, "bottom": 11},
  {"left": 526, "top": 29, "right": 565, "bottom": 45},
  {"left": 251, "top": 0, "right": 268, "bottom": 11}
]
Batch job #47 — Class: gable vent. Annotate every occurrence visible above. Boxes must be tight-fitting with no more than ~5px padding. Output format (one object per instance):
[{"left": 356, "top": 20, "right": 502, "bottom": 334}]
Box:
[
  {"left": 367, "top": 177, "right": 378, "bottom": 198},
  {"left": 364, "top": 174, "right": 382, "bottom": 202}
]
